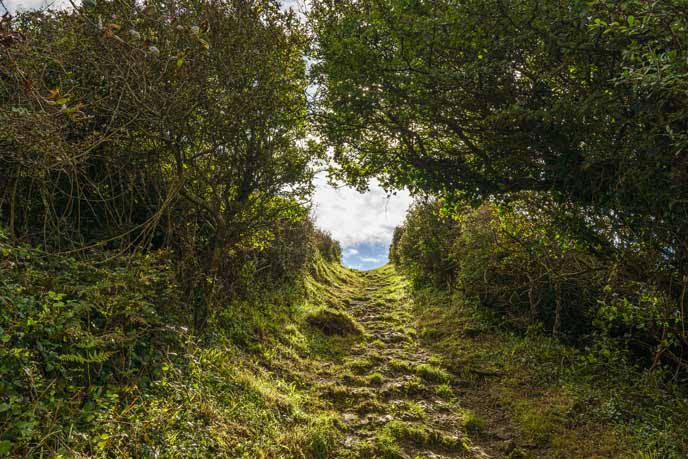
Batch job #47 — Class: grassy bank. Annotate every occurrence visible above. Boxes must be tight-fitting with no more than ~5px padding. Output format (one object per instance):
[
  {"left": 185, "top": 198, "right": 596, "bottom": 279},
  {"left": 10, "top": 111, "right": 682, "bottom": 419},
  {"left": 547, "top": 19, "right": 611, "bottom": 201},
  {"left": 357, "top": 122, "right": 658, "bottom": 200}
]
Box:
[
  {"left": 0, "top": 233, "right": 360, "bottom": 458},
  {"left": 4, "top": 234, "right": 685, "bottom": 458},
  {"left": 411, "top": 285, "right": 688, "bottom": 459}
]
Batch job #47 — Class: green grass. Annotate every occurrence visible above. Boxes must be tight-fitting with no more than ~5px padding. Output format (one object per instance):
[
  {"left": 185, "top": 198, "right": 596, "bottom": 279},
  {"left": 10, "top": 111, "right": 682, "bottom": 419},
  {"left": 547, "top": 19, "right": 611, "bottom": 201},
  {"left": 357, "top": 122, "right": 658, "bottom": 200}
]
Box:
[
  {"left": 13, "top": 245, "right": 680, "bottom": 459},
  {"left": 415, "top": 363, "right": 451, "bottom": 383},
  {"left": 0, "top": 237, "right": 363, "bottom": 458},
  {"left": 461, "top": 410, "right": 485, "bottom": 435},
  {"left": 435, "top": 384, "right": 454, "bottom": 399},
  {"left": 368, "top": 372, "right": 384, "bottom": 385},
  {"left": 411, "top": 285, "right": 688, "bottom": 458},
  {"left": 305, "top": 307, "right": 363, "bottom": 336}
]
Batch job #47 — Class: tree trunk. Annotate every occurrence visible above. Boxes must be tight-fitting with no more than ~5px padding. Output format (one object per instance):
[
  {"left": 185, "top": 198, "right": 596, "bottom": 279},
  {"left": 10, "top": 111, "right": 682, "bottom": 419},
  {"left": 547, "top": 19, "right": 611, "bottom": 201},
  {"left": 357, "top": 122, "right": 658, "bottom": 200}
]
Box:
[
  {"left": 553, "top": 280, "right": 562, "bottom": 337},
  {"left": 528, "top": 274, "right": 540, "bottom": 323}
]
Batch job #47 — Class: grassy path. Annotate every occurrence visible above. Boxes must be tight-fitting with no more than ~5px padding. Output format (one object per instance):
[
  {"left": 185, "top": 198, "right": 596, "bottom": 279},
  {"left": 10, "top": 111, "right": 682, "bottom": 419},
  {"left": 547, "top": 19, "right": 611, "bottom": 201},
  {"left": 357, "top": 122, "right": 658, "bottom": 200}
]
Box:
[
  {"left": 306, "top": 265, "right": 491, "bottom": 458},
  {"left": 302, "top": 263, "right": 643, "bottom": 459}
]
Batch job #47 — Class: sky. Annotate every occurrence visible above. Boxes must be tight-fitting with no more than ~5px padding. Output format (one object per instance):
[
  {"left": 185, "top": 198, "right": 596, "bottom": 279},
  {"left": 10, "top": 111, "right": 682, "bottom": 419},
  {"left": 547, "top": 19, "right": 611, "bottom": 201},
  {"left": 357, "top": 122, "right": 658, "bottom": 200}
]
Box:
[
  {"left": 2, "top": 0, "right": 300, "bottom": 12},
  {"left": 3, "top": 0, "right": 45, "bottom": 10},
  {"left": 312, "top": 174, "right": 412, "bottom": 270},
  {"left": 1, "top": 0, "right": 413, "bottom": 271}
]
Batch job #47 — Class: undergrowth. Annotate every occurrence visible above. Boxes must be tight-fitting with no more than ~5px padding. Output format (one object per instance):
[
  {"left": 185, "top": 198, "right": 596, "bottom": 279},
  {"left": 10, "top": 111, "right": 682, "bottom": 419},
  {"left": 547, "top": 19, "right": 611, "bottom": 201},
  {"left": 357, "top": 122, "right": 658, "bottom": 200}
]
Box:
[
  {"left": 412, "top": 285, "right": 688, "bottom": 458},
  {"left": 0, "top": 231, "right": 356, "bottom": 458}
]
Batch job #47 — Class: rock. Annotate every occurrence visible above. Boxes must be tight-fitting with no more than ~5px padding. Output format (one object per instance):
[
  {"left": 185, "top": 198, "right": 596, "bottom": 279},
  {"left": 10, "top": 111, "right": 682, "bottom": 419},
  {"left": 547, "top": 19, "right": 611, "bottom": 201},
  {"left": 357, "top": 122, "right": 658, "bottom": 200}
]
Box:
[{"left": 378, "top": 414, "right": 393, "bottom": 424}]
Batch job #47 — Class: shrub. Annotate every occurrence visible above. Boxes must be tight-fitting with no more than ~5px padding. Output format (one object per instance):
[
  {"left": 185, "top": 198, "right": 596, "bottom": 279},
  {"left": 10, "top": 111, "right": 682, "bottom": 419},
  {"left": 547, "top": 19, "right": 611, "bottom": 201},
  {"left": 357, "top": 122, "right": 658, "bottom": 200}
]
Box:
[
  {"left": 394, "top": 194, "right": 688, "bottom": 375},
  {"left": 393, "top": 200, "right": 459, "bottom": 289},
  {"left": 0, "top": 233, "right": 181, "bottom": 457},
  {"left": 314, "top": 229, "right": 342, "bottom": 263},
  {"left": 0, "top": 0, "right": 311, "bottom": 333}
]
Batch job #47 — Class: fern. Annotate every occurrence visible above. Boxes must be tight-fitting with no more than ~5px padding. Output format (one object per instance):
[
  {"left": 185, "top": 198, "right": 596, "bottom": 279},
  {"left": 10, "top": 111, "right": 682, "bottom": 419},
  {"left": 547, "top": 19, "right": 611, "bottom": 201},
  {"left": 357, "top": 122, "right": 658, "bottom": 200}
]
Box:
[{"left": 59, "top": 350, "right": 113, "bottom": 364}]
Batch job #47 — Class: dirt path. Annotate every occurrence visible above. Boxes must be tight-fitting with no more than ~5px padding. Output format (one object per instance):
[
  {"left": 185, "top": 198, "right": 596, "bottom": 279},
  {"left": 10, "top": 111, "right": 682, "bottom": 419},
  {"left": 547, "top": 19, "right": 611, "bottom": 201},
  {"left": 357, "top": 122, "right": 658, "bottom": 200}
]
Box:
[{"left": 312, "top": 268, "right": 492, "bottom": 458}]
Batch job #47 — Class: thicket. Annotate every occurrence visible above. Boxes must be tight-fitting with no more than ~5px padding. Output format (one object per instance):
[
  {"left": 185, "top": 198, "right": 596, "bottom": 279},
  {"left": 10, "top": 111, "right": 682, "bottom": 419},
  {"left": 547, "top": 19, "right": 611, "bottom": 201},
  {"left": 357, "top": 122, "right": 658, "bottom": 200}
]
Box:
[
  {"left": 0, "top": 0, "right": 319, "bottom": 331},
  {"left": 391, "top": 196, "right": 687, "bottom": 377},
  {"left": 312, "top": 0, "right": 688, "bottom": 379}
]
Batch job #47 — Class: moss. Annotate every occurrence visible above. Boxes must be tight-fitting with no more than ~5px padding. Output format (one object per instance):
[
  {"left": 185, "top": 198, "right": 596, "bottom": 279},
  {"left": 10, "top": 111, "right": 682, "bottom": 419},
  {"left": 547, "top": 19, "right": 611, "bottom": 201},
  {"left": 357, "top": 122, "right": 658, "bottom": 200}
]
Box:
[
  {"left": 370, "top": 434, "right": 402, "bottom": 459},
  {"left": 346, "top": 355, "right": 378, "bottom": 374},
  {"left": 306, "top": 307, "right": 363, "bottom": 336},
  {"left": 383, "top": 420, "right": 466, "bottom": 451},
  {"left": 397, "top": 376, "right": 427, "bottom": 395},
  {"left": 461, "top": 410, "right": 485, "bottom": 435},
  {"left": 415, "top": 363, "right": 451, "bottom": 383},
  {"left": 368, "top": 372, "right": 384, "bottom": 385},
  {"left": 388, "top": 358, "right": 413, "bottom": 372},
  {"left": 435, "top": 384, "right": 454, "bottom": 399},
  {"left": 405, "top": 401, "right": 427, "bottom": 420}
]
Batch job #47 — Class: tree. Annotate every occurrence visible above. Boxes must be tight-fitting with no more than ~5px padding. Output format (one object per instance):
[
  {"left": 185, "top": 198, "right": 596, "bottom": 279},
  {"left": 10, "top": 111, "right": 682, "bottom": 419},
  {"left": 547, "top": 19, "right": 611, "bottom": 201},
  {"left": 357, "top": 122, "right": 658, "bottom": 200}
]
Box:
[
  {"left": 1, "top": 0, "right": 312, "bottom": 329},
  {"left": 309, "top": 0, "right": 688, "bottom": 276}
]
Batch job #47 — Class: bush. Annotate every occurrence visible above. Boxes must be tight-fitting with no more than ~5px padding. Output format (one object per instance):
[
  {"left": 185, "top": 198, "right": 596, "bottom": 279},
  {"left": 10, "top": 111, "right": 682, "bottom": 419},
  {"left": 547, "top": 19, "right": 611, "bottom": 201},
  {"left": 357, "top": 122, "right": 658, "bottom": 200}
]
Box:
[
  {"left": 0, "top": 233, "right": 181, "bottom": 457},
  {"left": 314, "top": 229, "right": 342, "bottom": 263},
  {"left": 0, "top": 0, "right": 312, "bottom": 332},
  {"left": 393, "top": 200, "right": 459, "bottom": 289},
  {"left": 392, "top": 195, "right": 688, "bottom": 374}
]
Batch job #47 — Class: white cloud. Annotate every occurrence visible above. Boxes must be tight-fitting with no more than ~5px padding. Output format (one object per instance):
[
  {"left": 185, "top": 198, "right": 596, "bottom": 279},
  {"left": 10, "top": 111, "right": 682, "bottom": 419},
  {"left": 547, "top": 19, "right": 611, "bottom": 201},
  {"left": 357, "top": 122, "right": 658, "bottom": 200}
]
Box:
[
  {"left": 3, "top": 0, "right": 70, "bottom": 12},
  {"left": 312, "top": 173, "right": 412, "bottom": 248},
  {"left": 360, "top": 256, "right": 382, "bottom": 263},
  {"left": 344, "top": 248, "right": 359, "bottom": 256}
]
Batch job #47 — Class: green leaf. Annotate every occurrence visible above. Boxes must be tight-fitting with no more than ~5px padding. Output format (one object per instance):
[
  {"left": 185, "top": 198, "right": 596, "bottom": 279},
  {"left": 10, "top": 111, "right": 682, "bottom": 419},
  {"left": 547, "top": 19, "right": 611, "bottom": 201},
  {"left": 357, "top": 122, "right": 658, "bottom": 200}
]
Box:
[{"left": 0, "top": 440, "right": 12, "bottom": 454}]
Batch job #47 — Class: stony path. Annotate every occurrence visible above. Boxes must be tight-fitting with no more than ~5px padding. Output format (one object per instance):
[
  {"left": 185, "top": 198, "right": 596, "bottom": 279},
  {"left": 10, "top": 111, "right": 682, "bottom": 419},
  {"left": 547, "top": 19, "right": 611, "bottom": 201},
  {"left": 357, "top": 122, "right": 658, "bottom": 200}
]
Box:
[{"left": 313, "top": 268, "right": 491, "bottom": 458}]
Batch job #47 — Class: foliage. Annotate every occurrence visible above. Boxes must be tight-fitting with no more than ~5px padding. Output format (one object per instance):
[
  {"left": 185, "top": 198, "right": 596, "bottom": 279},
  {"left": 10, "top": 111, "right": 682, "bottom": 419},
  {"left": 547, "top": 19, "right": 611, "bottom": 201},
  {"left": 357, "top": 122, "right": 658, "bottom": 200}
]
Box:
[
  {"left": 391, "top": 195, "right": 688, "bottom": 372},
  {"left": 310, "top": 0, "right": 688, "bottom": 267},
  {"left": 0, "top": 231, "right": 180, "bottom": 456},
  {"left": 394, "top": 200, "right": 458, "bottom": 289},
  {"left": 0, "top": 226, "right": 354, "bottom": 457},
  {"left": 1, "top": 0, "right": 312, "bottom": 330},
  {"left": 305, "top": 307, "right": 362, "bottom": 336},
  {"left": 311, "top": 0, "right": 688, "bottom": 368},
  {"left": 313, "top": 228, "right": 342, "bottom": 263},
  {"left": 412, "top": 286, "right": 688, "bottom": 458}
]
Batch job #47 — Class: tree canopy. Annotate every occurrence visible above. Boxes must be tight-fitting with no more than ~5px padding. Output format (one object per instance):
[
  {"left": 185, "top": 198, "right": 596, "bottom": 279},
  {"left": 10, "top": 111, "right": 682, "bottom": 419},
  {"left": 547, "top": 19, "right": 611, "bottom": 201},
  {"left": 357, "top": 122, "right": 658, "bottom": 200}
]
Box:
[{"left": 310, "top": 0, "right": 688, "bottom": 273}]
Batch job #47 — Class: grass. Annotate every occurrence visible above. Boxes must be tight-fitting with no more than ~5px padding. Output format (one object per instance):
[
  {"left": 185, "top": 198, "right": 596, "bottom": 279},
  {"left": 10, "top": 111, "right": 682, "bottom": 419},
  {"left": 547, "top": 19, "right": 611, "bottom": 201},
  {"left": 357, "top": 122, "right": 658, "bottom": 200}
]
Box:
[
  {"left": 368, "top": 372, "right": 384, "bottom": 385},
  {"left": 461, "top": 410, "right": 485, "bottom": 435},
  {"left": 383, "top": 420, "right": 467, "bottom": 451},
  {"left": 0, "top": 236, "right": 365, "bottom": 458},
  {"left": 435, "top": 384, "right": 454, "bottom": 399},
  {"left": 14, "top": 244, "right": 680, "bottom": 459},
  {"left": 305, "top": 307, "right": 363, "bottom": 336},
  {"left": 411, "top": 285, "right": 688, "bottom": 458},
  {"left": 389, "top": 358, "right": 413, "bottom": 372},
  {"left": 415, "top": 363, "right": 451, "bottom": 383}
]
